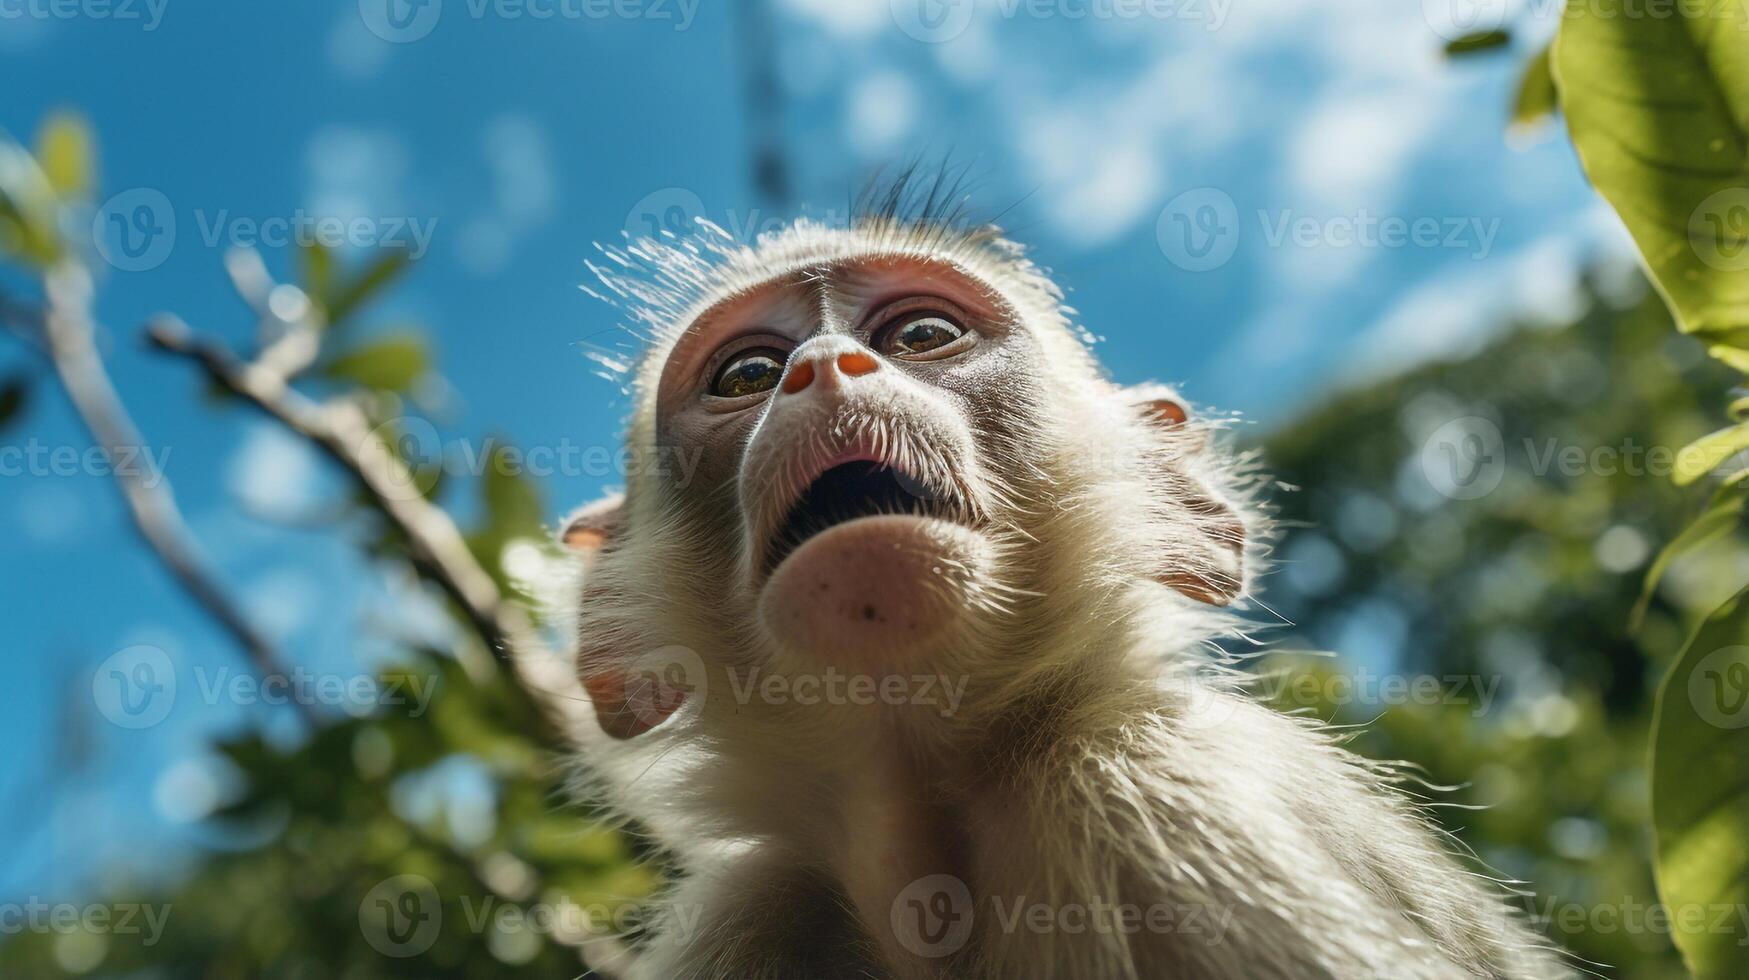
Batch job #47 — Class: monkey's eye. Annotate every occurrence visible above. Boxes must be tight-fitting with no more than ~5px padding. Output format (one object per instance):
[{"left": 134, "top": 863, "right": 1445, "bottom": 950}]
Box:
[
  {"left": 875, "top": 312, "right": 967, "bottom": 357},
  {"left": 711, "top": 348, "right": 787, "bottom": 398}
]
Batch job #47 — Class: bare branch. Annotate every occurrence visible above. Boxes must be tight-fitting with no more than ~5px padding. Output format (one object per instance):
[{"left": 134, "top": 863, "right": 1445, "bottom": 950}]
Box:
[
  {"left": 146, "top": 313, "right": 549, "bottom": 688},
  {"left": 223, "top": 246, "right": 324, "bottom": 380},
  {"left": 34, "top": 264, "right": 312, "bottom": 723}
]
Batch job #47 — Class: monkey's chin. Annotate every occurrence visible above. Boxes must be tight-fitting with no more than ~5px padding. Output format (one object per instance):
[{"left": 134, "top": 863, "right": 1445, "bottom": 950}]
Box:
[{"left": 757, "top": 515, "right": 990, "bottom": 669}]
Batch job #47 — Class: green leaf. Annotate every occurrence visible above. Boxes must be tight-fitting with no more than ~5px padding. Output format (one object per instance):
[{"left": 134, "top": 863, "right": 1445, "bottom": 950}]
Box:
[
  {"left": 1509, "top": 45, "right": 1557, "bottom": 134},
  {"left": 1676, "top": 421, "right": 1749, "bottom": 486},
  {"left": 323, "top": 334, "right": 429, "bottom": 392},
  {"left": 0, "top": 134, "right": 64, "bottom": 265},
  {"left": 480, "top": 445, "right": 542, "bottom": 539},
  {"left": 34, "top": 111, "right": 94, "bottom": 199},
  {"left": 1553, "top": 1, "right": 1749, "bottom": 335},
  {"left": 1652, "top": 587, "right": 1749, "bottom": 979},
  {"left": 1444, "top": 29, "right": 1512, "bottom": 57},
  {"left": 299, "top": 242, "right": 335, "bottom": 320},
  {"left": 324, "top": 249, "right": 411, "bottom": 326},
  {"left": 1633, "top": 486, "right": 1746, "bottom": 629}
]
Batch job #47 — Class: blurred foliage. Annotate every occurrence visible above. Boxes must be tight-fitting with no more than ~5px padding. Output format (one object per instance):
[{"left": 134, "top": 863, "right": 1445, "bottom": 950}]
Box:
[{"left": 1259, "top": 274, "right": 1740, "bottom": 979}]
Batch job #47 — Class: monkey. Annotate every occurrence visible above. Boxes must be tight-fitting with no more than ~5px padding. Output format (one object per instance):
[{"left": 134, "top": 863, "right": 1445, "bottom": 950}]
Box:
[{"left": 555, "top": 177, "right": 1573, "bottom": 980}]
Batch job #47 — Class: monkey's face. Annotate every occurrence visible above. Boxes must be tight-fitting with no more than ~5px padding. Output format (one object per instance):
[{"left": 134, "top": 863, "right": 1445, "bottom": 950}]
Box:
[
  {"left": 650, "top": 254, "right": 1031, "bottom": 670},
  {"left": 567, "top": 223, "right": 1247, "bottom": 739}
]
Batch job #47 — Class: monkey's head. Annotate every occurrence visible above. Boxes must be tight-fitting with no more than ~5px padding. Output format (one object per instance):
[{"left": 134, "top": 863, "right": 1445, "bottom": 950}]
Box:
[{"left": 565, "top": 207, "right": 1251, "bottom": 741}]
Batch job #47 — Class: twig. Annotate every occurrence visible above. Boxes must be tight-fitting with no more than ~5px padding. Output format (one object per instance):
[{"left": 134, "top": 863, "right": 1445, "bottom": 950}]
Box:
[
  {"left": 33, "top": 264, "right": 313, "bottom": 724},
  {"left": 146, "top": 313, "right": 545, "bottom": 687}
]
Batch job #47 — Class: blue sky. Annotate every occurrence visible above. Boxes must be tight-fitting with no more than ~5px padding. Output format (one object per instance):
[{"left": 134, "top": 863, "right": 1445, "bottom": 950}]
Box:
[{"left": 1, "top": 0, "right": 1621, "bottom": 897}]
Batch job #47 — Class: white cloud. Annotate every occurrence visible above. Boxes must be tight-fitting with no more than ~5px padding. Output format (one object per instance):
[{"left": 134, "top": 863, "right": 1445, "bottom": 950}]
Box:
[
  {"left": 243, "top": 567, "right": 322, "bottom": 641},
  {"left": 1341, "top": 232, "right": 1588, "bottom": 384},
  {"left": 484, "top": 113, "right": 555, "bottom": 223},
  {"left": 1285, "top": 87, "right": 1443, "bottom": 213},
  {"left": 228, "top": 423, "right": 322, "bottom": 518},
  {"left": 846, "top": 71, "right": 919, "bottom": 158},
  {"left": 456, "top": 113, "right": 557, "bottom": 277},
  {"left": 326, "top": 10, "right": 391, "bottom": 81},
  {"left": 304, "top": 125, "right": 413, "bottom": 237},
  {"left": 779, "top": 0, "right": 890, "bottom": 36}
]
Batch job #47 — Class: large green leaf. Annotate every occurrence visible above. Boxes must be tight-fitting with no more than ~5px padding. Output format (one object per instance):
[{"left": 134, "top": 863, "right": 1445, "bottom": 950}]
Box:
[
  {"left": 1553, "top": 2, "right": 1749, "bottom": 335},
  {"left": 1652, "top": 588, "right": 1749, "bottom": 978}
]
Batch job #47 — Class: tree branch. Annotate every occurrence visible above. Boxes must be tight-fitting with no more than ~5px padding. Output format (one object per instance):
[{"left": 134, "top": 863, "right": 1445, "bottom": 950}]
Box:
[
  {"left": 145, "top": 313, "right": 547, "bottom": 688},
  {"left": 33, "top": 264, "right": 312, "bottom": 723}
]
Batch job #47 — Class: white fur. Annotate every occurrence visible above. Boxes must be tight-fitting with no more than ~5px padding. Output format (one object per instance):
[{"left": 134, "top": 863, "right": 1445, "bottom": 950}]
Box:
[{"left": 561, "top": 217, "right": 1573, "bottom": 979}]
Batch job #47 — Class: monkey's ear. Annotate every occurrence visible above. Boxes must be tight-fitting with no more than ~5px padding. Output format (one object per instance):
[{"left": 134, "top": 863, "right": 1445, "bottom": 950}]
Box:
[
  {"left": 561, "top": 494, "right": 685, "bottom": 739},
  {"left": 559, "top": 493, "right": 624, "bottom": 558},
  {"left": 1127, "top": 385, "right": 1247, "bottom": 607}
]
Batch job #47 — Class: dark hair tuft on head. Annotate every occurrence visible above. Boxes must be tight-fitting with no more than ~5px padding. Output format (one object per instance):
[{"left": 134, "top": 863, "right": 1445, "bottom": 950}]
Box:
[{"left": 852, "top": 158, "right": 1002, "bottom": 251}]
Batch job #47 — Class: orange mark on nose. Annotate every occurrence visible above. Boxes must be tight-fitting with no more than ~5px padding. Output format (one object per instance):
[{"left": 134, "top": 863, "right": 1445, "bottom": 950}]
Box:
[
  {"left": 837, "top": 351, "right": 878, "bottom": 377},
  {"left": 782, "top": 361, "right": 815, "bottom": 394}
]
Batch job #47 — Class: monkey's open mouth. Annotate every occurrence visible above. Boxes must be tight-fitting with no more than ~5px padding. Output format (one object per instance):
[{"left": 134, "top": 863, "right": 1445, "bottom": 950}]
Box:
[{"left": 765, "top": 461, "right": 951, "bottom": 574}]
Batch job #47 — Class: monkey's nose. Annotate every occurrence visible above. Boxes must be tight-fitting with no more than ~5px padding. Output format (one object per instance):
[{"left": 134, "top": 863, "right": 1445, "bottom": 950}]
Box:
[{"left": 781, "top": 349, "right": 879, "bottom": 394}]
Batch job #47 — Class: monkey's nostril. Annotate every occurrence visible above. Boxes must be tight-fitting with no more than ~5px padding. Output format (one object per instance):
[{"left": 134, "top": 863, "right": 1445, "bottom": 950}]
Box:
[
  {"left": 781, "top": 361, "right": 816, "bottom": 394},
  {"left": 837, "top": 351, "right": 878, "bottom": 377}
]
